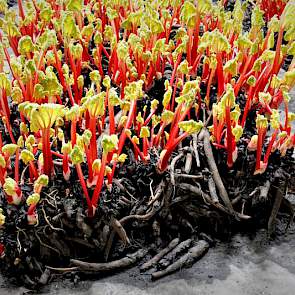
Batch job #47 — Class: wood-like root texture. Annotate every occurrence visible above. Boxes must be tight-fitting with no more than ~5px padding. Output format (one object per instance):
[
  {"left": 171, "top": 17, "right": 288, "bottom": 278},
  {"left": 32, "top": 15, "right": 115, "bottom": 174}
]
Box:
[
  {"left": 0, "top": 127, "right": 294, "bottom": 289},
  {"left": 1, "top": 1, "right": 294, "bottom": 288}
]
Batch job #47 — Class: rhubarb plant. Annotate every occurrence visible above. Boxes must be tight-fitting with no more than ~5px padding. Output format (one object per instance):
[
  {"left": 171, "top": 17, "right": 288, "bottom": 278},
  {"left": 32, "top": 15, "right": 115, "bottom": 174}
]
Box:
[
  {"left": 0, "top": 0, "right": 293, "bottom": 222},
  {"left": 3, "top": 177, "right": 22, "bottom": 205},
  {"left": 19, "top": 103, "right": 64, "bottom": 177}
]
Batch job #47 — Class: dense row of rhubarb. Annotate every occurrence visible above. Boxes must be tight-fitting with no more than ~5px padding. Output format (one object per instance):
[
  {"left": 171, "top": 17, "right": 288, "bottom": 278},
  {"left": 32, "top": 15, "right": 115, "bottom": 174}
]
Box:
[{"left": 0, "top": 0, "right": 294, "bottom": 223}]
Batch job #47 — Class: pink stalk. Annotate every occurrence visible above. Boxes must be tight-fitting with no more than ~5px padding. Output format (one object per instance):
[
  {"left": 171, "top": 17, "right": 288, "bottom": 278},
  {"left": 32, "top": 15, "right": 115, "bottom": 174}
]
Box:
[
  {"left": 42, "top": 128, "right": 53, "bottom": 177},
  {"left": 263, "top": 129, "right": 278, "bottom": 165},
  {"left": 91, "top": 153, "right": 107, "bottom": 214},
  {"left": 75, "top": 163, "right": 93, "bottom": 216},
  {"left": 255, "top": 127, "right": 266, "bottom": 171},
  {"left": 225, "top": 106, "right": 233, "bottom": 167}
]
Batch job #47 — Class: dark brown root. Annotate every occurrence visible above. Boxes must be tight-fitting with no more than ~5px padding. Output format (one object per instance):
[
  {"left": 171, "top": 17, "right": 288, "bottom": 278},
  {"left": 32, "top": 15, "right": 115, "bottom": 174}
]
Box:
[
  {"left": 70, "top": 249, "right": 148, "bottom": 272},
  {"left": 191, "top": 134, "right": 201, "bottom": 167},
  {"left": 184, "top": 152, "right": 193, "bottom": 174},
  {"left": 179, "top": 183, "right": 251, "bottom": 220},
  {"left": 148, "top": 180, "right": 166, "bottom": 206},
  {"left": 38, "top": 269, "right": 51, "bottom": 285},
  {"left": 208, "top": 176, "right": 219, "bottom": 204},
  {"left": 65, "top": 237, "right": 96, "bottom": 249},
  {"left": 158, "top": 239, "right": 192, "bottom": 268},
  {"left": 111, "top": 217, "right": 130, "bottom": 246},
  {"left": 259, "top": 180, "right": 271, "bottom": 201},
  {"left": 112, "top": 178, "right": 134, "bottom": 200},
  {"left": 268, "top": 170, "right": 289, "bottom": 236},
  {"left": 199, "top": 129, "right": 235, "bottom": 216},
  {"left": 170, "top": 152, "right": 184, "bottom": 186},
  {"left": 151, "top": 240, "right": 209, "bottom": 280},
  {"left": 76, "top": 208, "right": 93, "bottom": 237},
  {"left": 45, "top": 266, "right": 79, "bottom": 272},
  {"left": 104, "top": 231, "right": 116, "bottom": 261},
  {"left": 140, "top": 238, "right": 180, "bottom": 272}
]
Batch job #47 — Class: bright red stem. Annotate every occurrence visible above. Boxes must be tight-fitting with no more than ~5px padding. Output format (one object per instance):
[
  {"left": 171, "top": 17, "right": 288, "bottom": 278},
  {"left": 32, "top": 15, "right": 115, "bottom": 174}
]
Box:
[
  {"left": 62, "top": 153, "right": 70, "bottom": 180},
  {"left": 158, "top": 132, "right": 188, "bottom": 171},
  {"left": 91, "top": 153, "right": 107, "bottom": 211},
  {"left": 75, "top": 163, "right": 93, "bottom": 216},
  {"left": 263, "top": 129, "right": 278, "bottom": 165},
  {"left": 117, "top": 99, "right": 136, "bottom": 154},
  {"left": 225, "top": 106, "right": 233, "bottom": 167},
  {"left": 255, "top": 128, "right": 266, "bottom": 171},
  {"left": 108, "top": 100, "right": 115, "bottom": 135},
  {"left": 28, "top": 204, "right": 37, "bottom": 216},
  {"left": 170, "top": 53, "right": 182, "bottom": 87},
  {"left": 272, "top": 26, "right": 284, "bottom": 75},
  {"left": 42, "top": 128, "right": 53, "bottom": 177},
  {"left": 216, "top": 53, "right": 225, "bottom": 98},
  {"left": 29, "top": 161, "right": 39, "bottom": 181}
]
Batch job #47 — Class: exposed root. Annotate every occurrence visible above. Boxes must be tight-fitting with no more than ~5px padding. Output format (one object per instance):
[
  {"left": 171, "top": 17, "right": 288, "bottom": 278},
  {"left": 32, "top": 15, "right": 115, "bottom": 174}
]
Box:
[
  {"left": 268, "top": 170, "right": 289, "bottom": 236},
  {"left": 199, "top": 129, "right": 235, "bottom": 216},
  {"left": 184, "top": 152, "right": 193, "bottom": 174},
  {"left": 111, "top": 217, "right": 130, "bottom": 246},
  {"left": 140, "top": 238, "right": 180, "bottom": 272},
  {"left": 174, "top": 173, "right": 203, "bottom": 180},
  {"left": 151, "top": 240, "right": 209, "bottom": 280},
  {"left": 158, "top": 238, "right": 192, "bottom": 268},
  {"left": 179, "top": 183, "right": 251, "bottom": 220},
  {"left": 105, "top": 188, "right": 165, "bottom": 261},
  {"left": 65, "top": 237, "right": 96, "bottom": 249},
  {"left": 104, "top": 231, "right": 116, "bottom": 261},
  {"left": 191, "top": 134, "right": 200, "bottom": 167},
  {"left": 76, "top": 208, "right": 93, "bottom": 238},
  {"left": 46, "top": 266, "right": 78, "bottom": 272},
  {"left": 16, "top": 227, "right": 28, "bottom": 255},
  {"left": 152, "top": 220, "right": 161, "bottom": 246},
  {"left": 208, "top": 176, "right": 219, "bottom": 204},
  {"left": 170, "top": 152, "right": 184, "bottom": 186},
  {"left": 34, "top": 231, "right": 61, "bottom": 256},
  {"left": 148, "top": 180, "right": 165, "bottom": 206},
  {"left": 71, "top": 249, "right": 148, "bottom": 272},
  {"left": 112, "top": 178, "right": 135, "bottom": 200},
  {"left": 120, "top": 200, "right": 163, "bottom": 224},
  {"left": 41, "top": 207, "right": 66, "bottom": 233},
  {"left": 259, "top": 180, "right": 271, "bottom": 201},
  {"left": 38, "top": 269, "right": 51, "bottom": 285}
]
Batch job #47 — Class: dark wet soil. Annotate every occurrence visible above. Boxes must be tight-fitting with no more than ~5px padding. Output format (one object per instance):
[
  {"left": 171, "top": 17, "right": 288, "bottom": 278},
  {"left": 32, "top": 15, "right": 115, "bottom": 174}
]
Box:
[
  {"left": 1, "top": 2, "right": 294, "bottom": 293},
  {"left": 1, "top": 220, "right": 295, "bottom": 295}
]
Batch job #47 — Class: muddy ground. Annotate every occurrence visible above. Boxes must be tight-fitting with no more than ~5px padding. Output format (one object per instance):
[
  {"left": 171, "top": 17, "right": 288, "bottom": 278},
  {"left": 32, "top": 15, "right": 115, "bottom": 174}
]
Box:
[
  {"left": 1, "top": 3, "right": 295, "bottom": 295},
  {"left": 0, "top": 221, "right": 295, "bottom": 295},
  {"left": 2, "top": 81, "right": 294, "bottom": 295}
]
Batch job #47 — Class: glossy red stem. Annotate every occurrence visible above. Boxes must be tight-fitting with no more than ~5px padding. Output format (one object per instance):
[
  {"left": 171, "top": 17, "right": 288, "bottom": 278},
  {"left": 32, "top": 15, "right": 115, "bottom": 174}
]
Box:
[
  {"left": 42, "top": 128, "right": 53, "bottom": 177},
  {"left": 225, "top": 106, "right": 233, "bottom": 167},
  {"left": 255, "top": 128, "right": 266, "bottom": 171},
  {"left": 263, "top": 129, "right": 278, "bottom": 165},
  {"left": 158, "top": 132, "right": 188, "bottom": 171},
  {"left": 91, "top": 153, "right": 107, "bottom": 212},
  {"left": 75, "top": 163, "right": 93, "bottom": 216}
]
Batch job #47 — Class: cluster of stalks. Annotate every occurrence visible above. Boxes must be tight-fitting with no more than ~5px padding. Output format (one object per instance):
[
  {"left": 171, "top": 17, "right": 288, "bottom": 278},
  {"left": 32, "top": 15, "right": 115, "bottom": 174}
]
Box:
[{"left": 0, "top": 0, "right": 294, "bottom": 226}]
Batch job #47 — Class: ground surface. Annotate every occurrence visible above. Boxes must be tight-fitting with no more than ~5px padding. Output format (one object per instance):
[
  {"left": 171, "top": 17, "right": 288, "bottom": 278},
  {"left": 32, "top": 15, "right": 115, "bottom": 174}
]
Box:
[
  {"left": 2, "top": 83, "right": 295, "bottom": 295},
  {"left": 1, "top": 227, "right": 295, "bottom": 295},
  {"left": 1, "top": 4, "right": 295, "bottom": 295}
]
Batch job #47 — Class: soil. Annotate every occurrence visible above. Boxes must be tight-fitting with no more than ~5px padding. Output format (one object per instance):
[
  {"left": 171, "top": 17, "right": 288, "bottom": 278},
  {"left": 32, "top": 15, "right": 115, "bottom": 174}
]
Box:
[
  {"left": 0, "top": 1, "right": 295, "bottom": 292},
  {"left": 0, "top": 104, "right": 294, "bottom": 289},
  {"left": 1, "top": 222, "right": 295, "bottom": 295}
]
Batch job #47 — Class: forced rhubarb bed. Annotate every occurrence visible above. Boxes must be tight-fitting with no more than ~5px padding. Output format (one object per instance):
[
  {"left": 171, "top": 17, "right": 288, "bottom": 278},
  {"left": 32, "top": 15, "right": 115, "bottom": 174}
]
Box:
[{"left": 0, "top": 0, "right": 294, "bottom": 289}]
